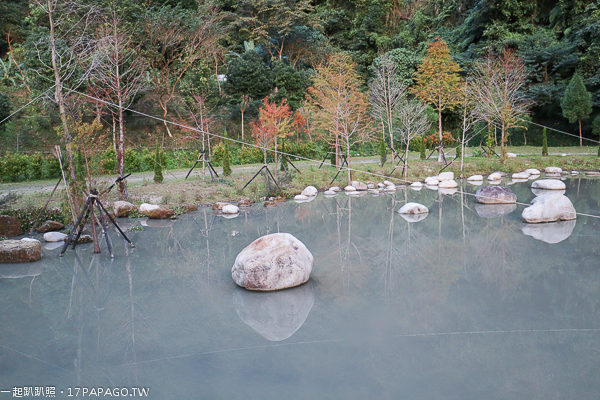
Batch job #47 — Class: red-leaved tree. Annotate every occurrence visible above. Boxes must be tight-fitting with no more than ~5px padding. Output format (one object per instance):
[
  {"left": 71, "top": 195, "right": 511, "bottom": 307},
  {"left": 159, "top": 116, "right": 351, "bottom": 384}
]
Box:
[{"left": 250, "top": 97, "right": 292, "bottom": 168}]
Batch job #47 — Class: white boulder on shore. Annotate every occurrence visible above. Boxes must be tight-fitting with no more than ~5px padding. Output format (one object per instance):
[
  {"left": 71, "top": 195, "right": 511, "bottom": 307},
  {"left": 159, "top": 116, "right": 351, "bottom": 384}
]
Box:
[
  {"left": 487, "top": 172, "right": 502, "bottom": 181},
  {"left": 439, "top": 179, "right": 457, "bottom": 189},
  {"left": 410, "top": 182, "right": 423, "bottom": 188},
  {"left": 140, "top": 203, "right": 175, "bottom": 219},
  {"left": 531, "top": 179, "right": 566, "bottom": 190},
  {"left": 525, "top": 168, "right": 541, "bottom": 175},
  {"left": 545, "top": 167, "right": 562, "bottom": 174},
  {"left": 300, "top": 186, "right": 318, "bottom": 197},
  {"left": 232, "top": 233, "right": 313, "bottom": 291},
  {"left": 467, "top": 175, "right": 484, "bottom": 181},
  {"left": 512, "top": 172, "right": 530, "bottom": 180},
  {"left": 344, "top": 185, "right": 356, "bottom": 192},
  {"left": 438, "top": 171, "right": 454, "bottom": 181},
  {"left": 113, "top": 201, "right": 136, "bottom": 218},
  {"left": 351, "top": 181, "right": 368, "bottom": 190},
  {"left": 222, "top": 204, "right": 240, "bottom": 214},
  {"left": 294, "top": 195, "right": 309, "bottom": 201}
]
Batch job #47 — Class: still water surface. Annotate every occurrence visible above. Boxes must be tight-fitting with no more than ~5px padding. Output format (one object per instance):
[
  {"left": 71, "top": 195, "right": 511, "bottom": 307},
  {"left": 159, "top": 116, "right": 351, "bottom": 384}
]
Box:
[{"left": 2, "top": 178, "right": 600, "bottom": 399}]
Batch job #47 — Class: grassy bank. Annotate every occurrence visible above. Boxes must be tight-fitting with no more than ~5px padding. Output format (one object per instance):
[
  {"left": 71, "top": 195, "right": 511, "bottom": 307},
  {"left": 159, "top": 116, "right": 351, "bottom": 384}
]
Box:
[{"left": 1, "top": 146, "right": 599, "bottom": 228}]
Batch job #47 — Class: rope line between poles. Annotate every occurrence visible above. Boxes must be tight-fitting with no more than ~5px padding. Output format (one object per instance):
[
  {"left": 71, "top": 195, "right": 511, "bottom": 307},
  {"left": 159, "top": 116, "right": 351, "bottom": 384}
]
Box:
[{"left": 5, "top": 87, "right": 600, "bottom": 220}]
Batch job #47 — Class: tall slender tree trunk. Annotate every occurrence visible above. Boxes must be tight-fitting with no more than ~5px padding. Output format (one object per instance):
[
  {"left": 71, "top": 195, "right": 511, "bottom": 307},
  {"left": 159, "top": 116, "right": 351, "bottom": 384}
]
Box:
[
  {"left": 579, "top": 118, "right": 582, "bottom": 147},
  {"left": 345, "top": 133, "right": 351, "bottom": 185},
  {"left": 437, "top": 106, "right": 443, "bottom": 163},
  {"left": 48, "top": 1, "right": 76, "bottom": 184},
  {"left": 500, "top": 122, "right": 506, "bottom": 165}
]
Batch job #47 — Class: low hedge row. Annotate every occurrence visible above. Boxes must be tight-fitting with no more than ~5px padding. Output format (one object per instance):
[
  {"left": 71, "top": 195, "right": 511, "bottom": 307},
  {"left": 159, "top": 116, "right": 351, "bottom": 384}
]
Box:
[{"left": 0, "top": 141, "right": 355, "bottom": 182}]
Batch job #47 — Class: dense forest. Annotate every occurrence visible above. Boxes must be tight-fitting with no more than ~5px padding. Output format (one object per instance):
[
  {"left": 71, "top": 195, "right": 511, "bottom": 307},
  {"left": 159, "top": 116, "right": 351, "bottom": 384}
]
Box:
[{"left": 1, "top": 0, "right": 599, "bottom": 179}]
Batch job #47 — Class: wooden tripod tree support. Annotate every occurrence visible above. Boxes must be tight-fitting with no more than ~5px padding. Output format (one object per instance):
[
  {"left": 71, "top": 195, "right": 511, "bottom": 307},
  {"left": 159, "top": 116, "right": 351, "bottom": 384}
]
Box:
[
  {"left": 60, "top": 176, "right": 134, "bottom": 258},
  {"left": 241, "top": 164, "right": 279, "bottom": 192},
  {"left": 185, "top": 150, "right": 219, "bottom": 183}
]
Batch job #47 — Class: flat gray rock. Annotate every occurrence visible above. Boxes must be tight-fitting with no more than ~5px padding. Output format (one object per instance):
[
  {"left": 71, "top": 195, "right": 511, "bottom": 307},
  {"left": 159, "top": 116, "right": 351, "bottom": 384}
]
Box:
[
  {"left": 43, "top": 232, "right": 67, "bottom": 242},
  {"left": 475, "top": 186, "right": 517, "bottom": 204},
  {"left": 232, "top": 233, "right": 313, "bottom": 291}
]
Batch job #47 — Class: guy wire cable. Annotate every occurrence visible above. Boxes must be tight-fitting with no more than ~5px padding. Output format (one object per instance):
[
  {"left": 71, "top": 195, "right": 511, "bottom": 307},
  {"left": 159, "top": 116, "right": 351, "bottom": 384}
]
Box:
[{"left": 61, "top": 88, "right": 600, "bottom": 220}]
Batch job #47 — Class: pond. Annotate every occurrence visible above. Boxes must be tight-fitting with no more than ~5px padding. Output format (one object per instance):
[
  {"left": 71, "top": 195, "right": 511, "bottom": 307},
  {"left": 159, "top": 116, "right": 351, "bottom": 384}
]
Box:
[{"left": 2, "top": 177, "right": 600, "bottom": 399}]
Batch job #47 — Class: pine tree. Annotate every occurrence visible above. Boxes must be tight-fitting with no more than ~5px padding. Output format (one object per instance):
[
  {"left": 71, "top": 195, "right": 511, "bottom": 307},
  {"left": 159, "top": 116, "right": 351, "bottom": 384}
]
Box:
[
  {"left": 410, "top": 37, "right": 463, "bottom": 163},
  {"left": 222, "top": 131, "right": 232, "bottom": 177},
  {"left": 153, "top": 140, "right": 164, "bottom": 183},
  {"left": 542, "top": 128, "right": 548, "bottom": 156},
  {"left": 455, "top": 143, "right": 462, "bottom": 160},
  {"left": 420, "top": 137, "right": 426, "bottom": 160},
  {"left": 561, "top": 73, "right": 592, "bottom": 147},
  {"left": 592, "top": 116, "right": 600, "bottom": 157}
]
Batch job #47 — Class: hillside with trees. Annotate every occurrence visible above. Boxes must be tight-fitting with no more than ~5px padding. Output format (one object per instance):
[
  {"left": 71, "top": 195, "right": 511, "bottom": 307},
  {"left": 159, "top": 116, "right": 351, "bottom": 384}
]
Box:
[{"left": 1, "top": 0, "right": 599, "bottom": 183}]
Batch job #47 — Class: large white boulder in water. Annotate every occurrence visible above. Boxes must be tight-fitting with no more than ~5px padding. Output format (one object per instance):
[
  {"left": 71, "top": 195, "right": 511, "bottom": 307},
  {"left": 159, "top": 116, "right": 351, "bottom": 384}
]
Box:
[
  {"left": 531, "top": 179, "right": 566, "bottom": 190},
  {"left": 522, "top": 194, "right": 576, "bottom": 223},
  {"left": 398, "top": 202, "right": 429, "bottom": 215},
  {"left": 232, "top": 233, "right": 313, "bottom": 291}
]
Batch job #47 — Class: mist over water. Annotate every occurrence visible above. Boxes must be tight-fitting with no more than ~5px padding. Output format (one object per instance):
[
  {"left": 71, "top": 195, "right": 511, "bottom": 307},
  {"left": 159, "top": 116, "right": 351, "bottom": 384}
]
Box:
[{"left": 2, "top": 178, "right": 600, "bottom": 399}]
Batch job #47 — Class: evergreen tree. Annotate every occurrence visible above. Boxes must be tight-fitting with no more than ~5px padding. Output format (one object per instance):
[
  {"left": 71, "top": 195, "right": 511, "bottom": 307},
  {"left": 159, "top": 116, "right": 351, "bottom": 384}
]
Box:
[
  {"left": 153, "top": 140, "right": 164, "bottom": 183},
  {"left": 420, "top": 137, "right": 426, "bottom": 160},
  {"left": 455, "top": 143, "right": 462, "bottom": 160},
  {"left": 593, "top": 116, "right": 600, "bottom": 157},
  {"left": 542, "top": 128, "right": 548, "bottom": 156},
  {"left": 410, "top": 38, "right": 463, "bottom": 163},
  {"left": 222, "top": 131, "right": 232, "bottom": 177},
  {"left": 561, "top": 74, "right": 592, "bottom": 147}
]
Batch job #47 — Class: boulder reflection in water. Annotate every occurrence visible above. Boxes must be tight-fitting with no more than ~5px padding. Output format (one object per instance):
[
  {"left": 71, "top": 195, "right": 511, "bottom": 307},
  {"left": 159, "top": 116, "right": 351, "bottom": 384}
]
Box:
[
  {"left": 232, "top": 281, "right": 314, "bottom": 341},
  {"left": 521, "top": 219, "right": 576, "bottom": 244}
]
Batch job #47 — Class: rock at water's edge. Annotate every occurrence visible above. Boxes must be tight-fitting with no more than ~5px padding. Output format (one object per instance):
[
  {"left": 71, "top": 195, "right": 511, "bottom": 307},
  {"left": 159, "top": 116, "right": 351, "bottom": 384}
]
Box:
[{"left": 0, "top": 239, "right": 42, "bottom": 263}]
